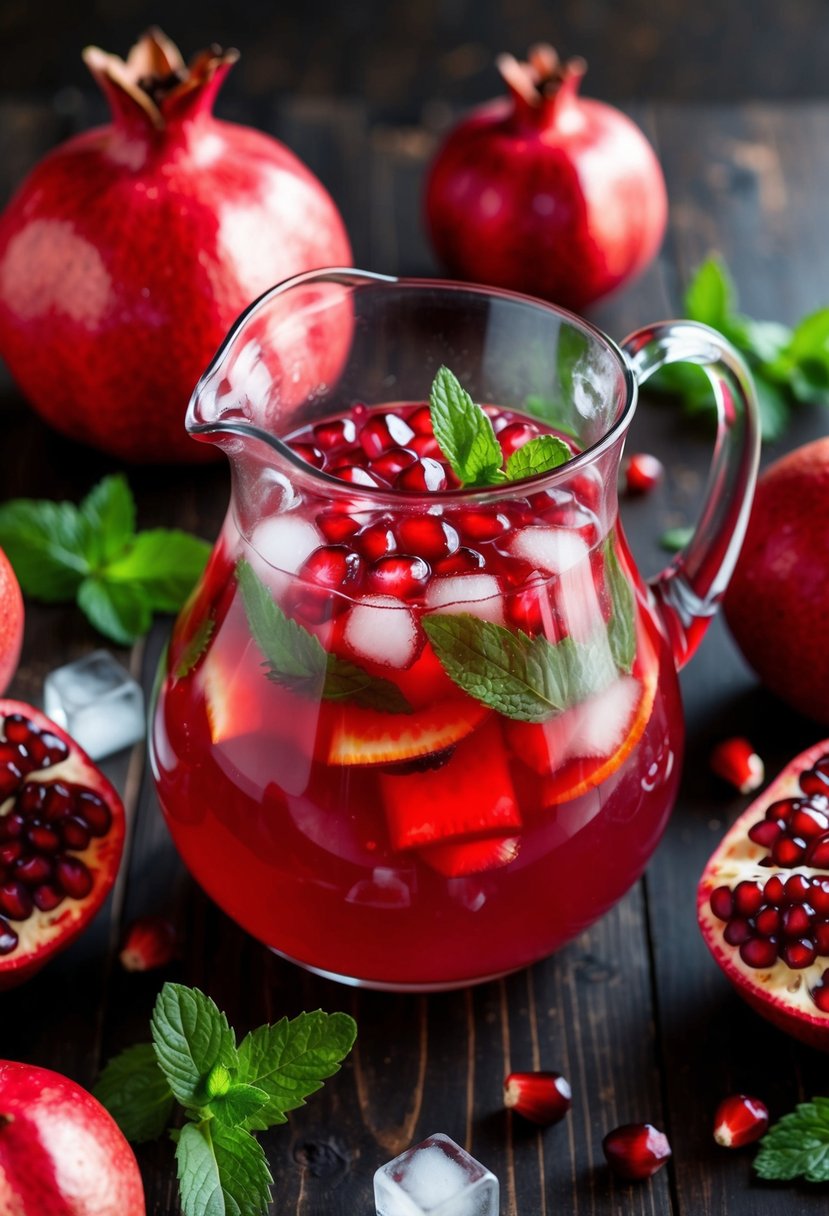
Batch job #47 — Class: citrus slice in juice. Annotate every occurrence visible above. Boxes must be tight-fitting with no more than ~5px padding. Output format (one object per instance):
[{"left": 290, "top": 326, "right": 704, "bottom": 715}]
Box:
[{"left": 323, "top": 697, "right": 488, "bottom": 767}]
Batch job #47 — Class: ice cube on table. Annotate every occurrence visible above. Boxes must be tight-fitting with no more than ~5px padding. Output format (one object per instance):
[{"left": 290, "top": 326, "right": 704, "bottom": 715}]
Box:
[
  {"left": 43, "top": 650, "right": 145, "bottom": 761},
  {"left": 374, "top": 1133, "right": 499, "bottom": 1216}
]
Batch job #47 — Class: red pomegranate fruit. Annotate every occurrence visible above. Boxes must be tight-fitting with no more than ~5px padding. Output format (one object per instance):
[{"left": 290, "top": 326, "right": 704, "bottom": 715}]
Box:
[
  {"left": 424, "top": 43, "right": 667, "bottom": 311},
  {"left": 698, "top": 738, "right": 829, "bottom": 1050},
  {"left": 0, "top": 28, "right": 352, "bottom": 463},
  {"left": 0, "top": 549, "right": 23, "bottom": 695},
  {"left": 725, "top": 438, "right": 829, "bottom": 724},
  {"left": 0, "top": 1060, "right": 144, "bottom": 1213},
  {"left": 0, "top": 701, "right": 125, "bottom": 987}
]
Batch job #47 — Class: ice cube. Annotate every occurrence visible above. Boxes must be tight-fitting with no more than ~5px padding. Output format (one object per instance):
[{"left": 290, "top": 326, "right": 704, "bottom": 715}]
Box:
[
  {"left": 568, "top": 675, "right": 640, "bottom": 759},
  {"left": 250, "top": 514, "right": 322, "bottom": 576},
  {"left": 43, "top": 650, "right": 145, "bottom": 761},
  {"left": 374, "top": 1133, "right": 499, "bottom": 1216},
  {"left": 424, "top": 575, "right": 504, "bottom": 625},
  {"left": 344, "top": 596, "right": 420, "bottom": 669},
  {"left": 509, "top": 526, "right": 587, "bottom": 574}
]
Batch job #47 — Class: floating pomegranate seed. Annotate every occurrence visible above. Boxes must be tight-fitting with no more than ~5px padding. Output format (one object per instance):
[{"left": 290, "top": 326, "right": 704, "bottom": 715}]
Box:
[
  {"left": 396, "top": 457, "right": 448, "bottom": 492},
  {"left": 713, "top": 1094, "right": 769, "bottom": 1148},
  {"left": 710, "top": 738, "right": 765, "bottom": 795},
  {"left": 291, "top": 442, "right": 325, "bottom": 469},
  {"left": 316, "top": 509, "right": 361, "bottom": 544},
  {"left": 370, "top": 447, "right": 419, "bottom": 480},
  {"left": 623, "top": 452, "right": 664, "bottom": 495},
  {"left": 409, "top": 434, "right": 442, "bottom": 459},
  {"left": 397, "top": 517, "right": 460, "bottom": 561},
  {"left": 499, "top": 421, "right": 539, "bottom": 458},
  {"left": 407, "top": 405, "right": 433, "bottom": 434},
  {"left": 433, "top": 547, "right": 486, "bottom": 575},
  {"left": 0, "top": 881, "right": 33, "bottom": 921},
  {"left": 504, "top": 581, "right": 556, "bottom": 635},
  {"left": 359, "top": 412, "right": 415, "bottom": 459},
  {"left": 602, "top": 1123, "right": 671, "bottom": 1181},
  {"left": 0, "top": 920, "right": 18, "bottom": 955},
  {"left": 120, "top": 915, "right": 179, "bottom": 972},
  {"left": 56, "top": 857, "right": 93, "bottom": 900},
  {"left": 367, "top": 555, "right": 431, "bottom": 598},
  {"left": 312, "top": 418, "right": 357, "bottom": 450},
  {"left": 503, "top": 1070, "right": 572, "bottom": 1125},
  {"left": 354, "top": 522, "right": 397, "bottom": 562},
  {"left": 454, "top": 509, "right": 511, "bottom": 542},
  {"left": 329, "top": 464, "right": 383, "bottom": 488},
  {"left": 299, "top": 546, "right": 364, "bottom": 593}
]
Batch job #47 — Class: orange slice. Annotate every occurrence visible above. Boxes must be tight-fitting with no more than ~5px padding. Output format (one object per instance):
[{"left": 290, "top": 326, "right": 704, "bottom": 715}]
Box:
[{"left": 324, "top": 697, "right": 488, "bottom": 767}]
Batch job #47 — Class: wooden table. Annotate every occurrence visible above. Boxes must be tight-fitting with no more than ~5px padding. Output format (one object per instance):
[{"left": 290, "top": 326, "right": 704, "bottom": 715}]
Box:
[{"left": 3, "top": 97, "right": 829, "bottom": 1215}]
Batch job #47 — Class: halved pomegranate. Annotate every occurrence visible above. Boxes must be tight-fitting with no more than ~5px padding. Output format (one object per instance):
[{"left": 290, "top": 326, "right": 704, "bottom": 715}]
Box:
[
  {"left": 698, "top": 738, "right": 829, "bottom": 1049},
  {"left": 0, "top": 701, "right": 125, "bottom": 988}
]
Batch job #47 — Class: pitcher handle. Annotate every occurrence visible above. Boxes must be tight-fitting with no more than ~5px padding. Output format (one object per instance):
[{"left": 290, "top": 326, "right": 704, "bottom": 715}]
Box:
[{"left": 621, "top": 320, "right": 761, "bottom": 671}]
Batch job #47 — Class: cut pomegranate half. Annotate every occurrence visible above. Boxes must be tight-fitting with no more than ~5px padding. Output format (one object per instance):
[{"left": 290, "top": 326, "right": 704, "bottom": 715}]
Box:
[
  {"left": 698, "top": 737, "right": 829, "bottom": 1050},
  {"left": 0, "top": 701, "right": 125, "bottom": 988}
]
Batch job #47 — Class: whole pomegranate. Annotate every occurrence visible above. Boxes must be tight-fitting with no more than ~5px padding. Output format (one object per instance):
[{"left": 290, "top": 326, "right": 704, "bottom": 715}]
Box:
[
  {"left": 725, "top": 437, "right": 829, "bottom": 724},
  {"left": 0, "top": 1060, "right": 144, "bottom": 1213},
  {"left": 0, "top": 29, "right": 352, "bottom": 462},
  {"left": 699, "top": 738, "right": 829, "bottom": 1050},
  {"left": 0, "top": 549, "right": 23, "bottom": 695},
  {"left": 424, "top": 44, "right": 668, "bottom": 312},
  {"left": 0, "top": 701, "right": 125, "bottom": 987}
]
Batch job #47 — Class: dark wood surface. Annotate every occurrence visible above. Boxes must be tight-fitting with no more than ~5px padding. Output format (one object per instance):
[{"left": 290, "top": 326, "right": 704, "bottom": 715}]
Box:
[{"left": 3, "top": 98, "right": 829, "bottom": 1214}]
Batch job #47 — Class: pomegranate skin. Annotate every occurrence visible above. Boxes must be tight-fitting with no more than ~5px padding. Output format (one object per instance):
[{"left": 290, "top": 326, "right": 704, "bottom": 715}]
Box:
[
  {"left": 0, "top": 1060, "right": 144, "bottom": 1214},
  {"left": 424, "top": 50, "right": 667, "bottom": 312},
  {"left": 0, "top": 550, "right": 23, "bottom": 695},
  {"left": 0, "top": 34, "right": 352, "bottom": 464},
  {"left": 724, "top": 438, "right": 829, "bottom": 724}
]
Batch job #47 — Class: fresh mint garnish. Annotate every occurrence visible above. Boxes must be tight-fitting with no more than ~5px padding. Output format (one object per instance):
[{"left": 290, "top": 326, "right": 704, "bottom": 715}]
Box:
[
  {"left": 429, "top": 366, "right": 571, "bottom": 486},
  {"left": 659, "top": 525, "right": 694, "bottom": 553},
  {"left": 175, "top": 617, "right": 216, "bottom": 679},
  {"left": 95, "top": 982, "right": 357, "bottom": 1216},
  {"left": 422, "top": 613, "right": 616, "bottom": 723},
  {"left": 236, "top": 559, "right": 412, "bottom": 714},
  {"left": 652, "top": 255, "right": 829, "bottom": 441},
  {"left": 754, "top": 1097, "right": 829, "bottom": 1182},
  {"left": 604, "top": 539, "right": 636, "bottom": 674},
  {"left": 0, "top": 475, "right": 211, "bottom": 645}
]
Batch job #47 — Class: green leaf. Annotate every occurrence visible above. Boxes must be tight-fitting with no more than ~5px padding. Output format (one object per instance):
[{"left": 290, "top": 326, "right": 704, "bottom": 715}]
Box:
[
  {"left": 77, "top": 577, "right": 153, "bottom": 645},
  {"left": 684, "top": 256, "right": 735, "bottom": 327},
  {"left": 176, "top": 617, "right": 216, "bottom": 679},
  {"left": 0, "top": 499, "right": 90, "bottom": 600},
  {"left": 739, "top": 317, "right": 793, "bottom": 365},
  {"left": 105, "top": 529, "right": 211, "bottom": 613},
  {"left": 175, "top": 1121, "right": 273, "bottom": 1216},
  {"left": 237, "top": 559, "right": 411, "bottom": 713},
  {"left": 79, "top": 474, "right": 136, "bottom": 567},
  {"left": 429, "top": 365, "right": 504, "bottom": 487},
  {"left": 660, "top": 525, "right": 694, "bottom": 553},
  {"left": 422, "top": 613, "right": 616, "bottom": 723},
  {"left": 236, "top": 1010, "right": 357, "bottom": 1133},
  {"left": 753, "top": 376, "right": 790, "bottom": 441},
  {"left": 505, "top": 435, "right": 571, "bottom": 481},
  {"left": 755, "top": 1097, "right": 829, "bottom": 1183},
  {"left": 605, "top": 539, "right": 636, "bottom": 673},
  {"left": 93, "top": 1043, "right": 175, "bottom": 1144},
  {"left": 209, "top": 1083, "right": 269, "bottom": 1130},
  {"left": 151, "top": 983, "right": 238, "bottom": 1108}
]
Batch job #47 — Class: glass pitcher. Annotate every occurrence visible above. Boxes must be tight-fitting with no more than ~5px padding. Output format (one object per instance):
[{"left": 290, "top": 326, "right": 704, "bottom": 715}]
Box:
[{"left": 150, "top": 270, "right": 759, "bottom": 991}]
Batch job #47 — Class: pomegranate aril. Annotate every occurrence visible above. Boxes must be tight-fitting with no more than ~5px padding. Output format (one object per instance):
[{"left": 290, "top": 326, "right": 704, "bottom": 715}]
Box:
[
  {"left": 801, "top": 760, "right": 829, "bottom": 795},
  {"left": 763, "top": 875, "right": 786, "bottom": 904},
  {"left": 755, "top": 906, "right": 781, "bottom": 937},
  {"left": 710, "top": 886, "right": 735, "bottom": 921},
  {"left": 713, "top": 1095, "right": 769, "bottom": 1148},
  {"left": 2, "top": 714, "right": 34, "bottom": 745},
  {"left": 26, "top": 825, "right": 60, "bottom": 854},
  {"left": 291, "top": 442, "right": 325, "bottom": 469},
  {"left": 772, "top": 835, "right": 806, "bottom": 866},
  {"left": 33, "top": 884, "right": 64, "bottom": 912},
  {"left": 790, "top": 806, "right": 829, "bottom": 839},
  {"left": 786, "top": 874, "right": 812, "bottom": 903},
  {"left": 120, "top": 915, "right": 179, "bottom": 972},
  {"left": 623, "top": 452, "right": 664, "bottom": 496},
  {"left": 455, "top": 509, "right": 511, "bottom": 542},
  {"left": 316, "top": 510, "right": 360, "bottom": 544},
  {"left": 397, "top": 517, "right": 460, "bottom": 561},
  {"left": 0, "top": 841, "right": 22, "bottom": 867},
  {"left": 407, "top": 405, "right": 433, "bottom": 434},
  {"left": 396, "top": 457, "right": 447, "bottom": 492},
  {"left": 370, "top": 447, "right": 418, "bottom": 480},
  {"left": 16, "top": 783, "right": 45, "bottom": 814},
  {"left": 733, "top": 880, "right": 763, "bottom": 918},
  {"left": 806, "top": 833, "right": 829, "bottom": 868},
  {"left": 765, "top": 797, "right": 797, "bottom": 823},
  {"left": 60, "top": 817, "right": 92, "bottom": 851},
  {"left": 367, "top": 555, "right": 431, "bottom": 598},
  {"left": 739, "top": 936, "right": 778, "bottom": 968},
  {"left": 56, "top": 857, "right": 93, "bottom": 900},
  {"left": 811, "top": 879, "right": 829, "bottom": 914},
  {"left": 312, "top": 418, "right": 357, "bottom": 450},
  {"left": 330, "top": 464, "right": 383, "bottom": 488},
  {"left": 0, "top": 813, "right": 24, "bottom": 841},
  {"left": 602, "top": 1123, "right": 671, "bottom": 1181},
  {"left": 748, "top": 819, "right": 782, "bottom": 848},
  {"left": 27, "top": 732, "right": 68, "bottom": 767},
  {"left": 358, "top": 412, "right": 415, "bottom": 458},
  {"left": 503, "top": 1070, "right": 572, "bottom": 1125},
  {"left": 499, "top": 421, "right": 539, "bottom": 458},
  {"left": 299, "top": 546, "right": 363, "bottom": 592},
  {"left": 42, "top": 782, "right": 74, "bottom": 821},
  {"left": 433, "top": 546, "right": 486, "bottom": 575},
  {"left": 816, "top": 922, "right": 829, "bottom": 954},
  {"left": 355, "top": 522, "right": 397, "bottom": 562},
  {"left": 724, "top": 918, "right": 752, "bottom": 946},
  {"left": 75, "top": 792, "right": 111, "bottom": 836},
  {"left": 0, "top": 881, "right": 33, "bottom": 921},
  {"left": 814, "top": 970, "right": 829, "bottom": 1012},
  {"left": 781, "top": 905, "right": 813, "bottom": 938},
  {"left": 0, "top": 919, "right": 17, "bottom": 955},
  {"left": 710, "top": 737, "right": 764, "bottom": 795},
  {"left": 781, "top": 938, "right": 816, "bottom": 969},
  {"left": 16, "top": 855, "right": 52, "bottom": 885},
  {"left": 409, "top": 434, "right": 442, "bottom": 459}
]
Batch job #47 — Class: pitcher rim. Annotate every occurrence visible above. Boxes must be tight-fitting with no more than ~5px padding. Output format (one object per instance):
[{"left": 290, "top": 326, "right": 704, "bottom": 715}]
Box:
[{"left": 186, "top": 267, "right": 639, "bottom": 503}]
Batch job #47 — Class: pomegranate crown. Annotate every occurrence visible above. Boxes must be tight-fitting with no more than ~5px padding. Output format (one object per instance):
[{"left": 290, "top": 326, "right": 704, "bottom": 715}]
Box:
[
  {"left": 496, "top": 43, "right": 586, "bottom": 116},
  {"left": 82, "top": 27, "right": 239, "bottom": 130}
]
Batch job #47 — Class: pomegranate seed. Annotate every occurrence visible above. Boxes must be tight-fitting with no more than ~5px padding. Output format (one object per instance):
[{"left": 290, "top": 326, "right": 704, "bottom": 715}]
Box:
[
  {"left": 791, "top": 806, "right": 829, "bottom": 839},
  {"left": 813, "top": 980, "right": 829, "bottom": 1013},
  {"left": 2, "top": 714, "right": 33, "bottom": 745},
  {"left": 355, "top": 522, "right": 397, "bottom": 562},
  {"left": 396, "top": 458, "right": 447, "bottom": 492},
  {"left": 74, "top": 791, "right": 111, "bottom": 836},
  {"left": 602, "top": 1123, "right": 671, "bottom": 1181},
  {"left": 801, "top": 759, "right": 829, "bottom": 795},
  {"left": 367, "top": 555, "right": 431, "bottom": 598},
  {"left": 33, "top": 885, "right": 63, "bottom": 912},
  {"left": 755, "top": 906, "right": 781, "bottom": 937},
  {"left": 16, "top": 855, "right": 52, "bottom": 885},
  {"left": 781, "top": 905, "right": 814, "bottom": 937},
  {"left": 806, "top": 833, "right": 829, "bottom": 868},
  {"left": 499, "top": 421, "right": 539, "bottom": 458},
  {"left": 120, "top": 916, "right": 179, "bottom": 972},
  {"left": 724, "top": 918, "right": 753, "bottom": 946},
  {"left": 713, "top": 1094, "right": 769, "bottom": 1148},
  {"left": 623, "top": 452, "right": 664, "bottom": 496},
  {"left": 503, "top": 1071, "right": 572, "bottom": 1125},
  {"left": 0, "top": 881, "right": 33, "bottom": 921},
  {"left": 26, "top": 825, "right": 60, "bottom": 854},
  {"left": 312, "top": 418, "right": 356, "bottom": 449},
  {"left": 505, "top": 581, "right": 558, "bottom": 635},
  {"left": 732, "top": 880, "right": 764, "bottom": 918},
  {"left": 433, "top": 547, "right": 486, "bottom": 575},
  {"left": 397, "top": 517, "right": 460, "bottom": 561},
  {"left": 317, "top": 510, "right": 361, "bottom": 544},
  {"left": 330, "top": 464, "right": 383, "bottom": 488},
  {"left": 407, "top": 405, "right": 433, "bottom": 435},
  {"left": 709, "top": 886, "right": 735, "bottom": 921},
  {"left": 27, "top": 732, "right": 68, "bottom": 767},
  {"left": 748, "top": 819, "right": 782, "bottom": 848},
  {"left": 17, "top": 784, "right": 45, "bottom": 814},
  {"left": 300, "top": 546, "right": 363, "bottom": 593},
  {"left": 781, "top": 938, "right": 816, "bottom": 969},
  {"left": 739, "top": 937, "right": 778, "bottom": 968},
  {"left": 0, "top": 814, "right": 24, "bottom": 841},
  {"left": 772, "top": 835, "right": 806, "bottom": 866},
  {"left": 815, "top": 922, "right": 829, "bottom": 954},
  {"left": 812, "top": 880, "right": 829, "bottom": 914},
  {"left": 60, "top": 818, "right": 91, "bottom": 851},
  {"left": 409, "top": 434, "right": 442, "bottom": 459},
  {"left": 291, "top": 442, "right": 325, "bottom": 468},
  {"left": 0, "top": 920, "right": 18, "bottom": 955},
  {"left": 359, "top": 412, "right": 415, "bottom": 459},
  {"left": 454, "top": 509, "right": 511, "bottom": 542},
  {"left": 56, "top": 857, "right": 93, "bottom": 900},
  {"left": 0, "top": 841, "right": 21, "bottom": 867},
  {"left": 763, "top": 875, "right": 786, "bottom": 904},
  {"left": 710, "top": 738, "right": 764, "bottom": 795},
  {"left": 370, "top": 447, "right": 418, "bottom": 480},
  {"left": 786, "top": 874, "right": 812, "bottom": 903}
]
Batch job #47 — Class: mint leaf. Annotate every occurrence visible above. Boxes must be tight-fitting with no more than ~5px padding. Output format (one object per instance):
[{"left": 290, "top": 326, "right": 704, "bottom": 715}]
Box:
[
  {"left": 605, "top": 539, "right": 636, "bottom": 673},
  {"left": 660, "top": 525, "right": 694, "bottom": 553},
  {"left": 0, "top": 499, "right": 90, "bottom": 600},
  {"left": 151, "top": 983, "right": 238, "bottom": 1108},
  {"left": 429, "top": 366, "right": 504, "bottom": 487},
  {"left": 753, "top": 377, "right": 790, "bottom": 441},
  {"left": 236, "top": 1010, "right": 357, "bottom": 1132},
  {"left": 175, "top": 1121, "right": 273, "bottom": 1216},
  {"left": 505, "top": 435, "right": 571, "bottom": 481},
  {"left": 79, "top": 474, "right": 136, "bottom": 566},
  {"left": 237, "top": 559, "right": 411, "bottom": 713},
  {"left": 94, "top": 1044, "right": 175, "bottom": 1143},
  {"left": 105, "top": 529, "right": 211, "bottom": 613},
  {"left": 77, "top": 577, "right": 153, "bottom": 645},
  {"left": 422, "top": 613, "right": 616, "bottom": 723},
  {"left": 684, "top": 256, "right": 734, "bottom": 327},
  {"left": 209, "top": 1083, "right": 269, "bottom": 1130},
  {"left": 755, "top": 1097, "right": 829, "bottom": 1182},
  {"left": 176, "top": 617, "right": 216, "bottom": 679}
]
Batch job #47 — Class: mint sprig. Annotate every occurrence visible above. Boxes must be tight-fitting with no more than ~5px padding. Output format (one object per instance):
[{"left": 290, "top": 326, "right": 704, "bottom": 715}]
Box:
[
  {"left": 236, "top": 559, "right": 412, "bottom": 713},
  {"left": 95, "top": 982, "right": 357, "bottom": 1216},
  {"left": 0, "top": 475, "right": 211, "bottom": 645},
  {"left": 429, "top": 367, "right": 571, "bottom": 486},
  {"left": 652, "top": 255, "right": 829, "bottom": 441},
  {"left": 755, "top": 1097, "right": 829, "bottom": 1182}
]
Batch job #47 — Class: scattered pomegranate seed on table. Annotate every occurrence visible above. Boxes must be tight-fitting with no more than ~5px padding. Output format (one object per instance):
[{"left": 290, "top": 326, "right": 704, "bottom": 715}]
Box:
[
  {"left": 622, "top": 452, "right": 664, "bottom": 496},
  {"left": 503, "top": 1070, "right": 572, "bottom": 1125},
  {"left": 601, "top": 1122, "right": 672, "bottom": 1180},
  {"left": 713, "top": 1094, "right": 769, "bottom": 1147},
  {"left": 710, "top": 737, "right": 765, "bottom": 794},
  {"left": 119, "top": 916, "right": 179, "bottom": 972}
]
